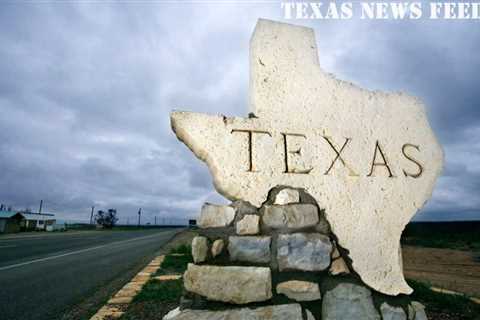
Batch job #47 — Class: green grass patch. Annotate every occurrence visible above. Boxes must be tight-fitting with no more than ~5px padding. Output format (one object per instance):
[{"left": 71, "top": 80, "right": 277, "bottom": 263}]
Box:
[
  {"left": 169, "top": 244, "right": 192, "bottom": 255},
  {"left": 133, "top": 279, "right": 183, "bottom": 303},
  {"left": 118, "top": 244, "right": 194, "bottom": 319},
  {"left": 157, "top": 254, "right": 193, "bottom": 275},
  {"left": 154, "top": 244, "right": 193, "bottom": 276},
  {"left": 408, "top": 279, "right": 480, "bottom": 319}
]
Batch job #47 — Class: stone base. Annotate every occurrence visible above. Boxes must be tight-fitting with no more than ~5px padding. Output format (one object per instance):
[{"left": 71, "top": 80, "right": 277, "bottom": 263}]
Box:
[
  {"left": 173, "top": 187, "right": 429, "bottom": 320},
  {"left": 164, "top": 304, "right": 304, "bottom": 320},
  {"left": 165, "top": 294, "right": 427, "bottom": 320},
  {"left": 168, "top": 279, "right": 427, "bottom": 320}
]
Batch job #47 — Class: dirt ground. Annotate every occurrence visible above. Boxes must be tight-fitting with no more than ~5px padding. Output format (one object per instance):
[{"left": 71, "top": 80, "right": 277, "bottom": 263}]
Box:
[{"left": 403, "top": 245, "right": 480, "bottom": 298}]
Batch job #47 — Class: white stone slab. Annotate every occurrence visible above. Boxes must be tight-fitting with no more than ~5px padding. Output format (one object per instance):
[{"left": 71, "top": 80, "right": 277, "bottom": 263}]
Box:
[
  {"left": 162, "top": 304, "right": 303, "bottom": 320},
  {"left": 228, "top": 236, "right": 271, "bottom": 263},
  {"left": 198, "top": 203, "right": 235, "bottom": 228},
  {"left": 274, "top": 188, "right": 300, "bottom": 205},
  {"left": 277, "top": 233, "right": 332, "bottom": 271},
  {"left": 236, "top": 214, "right": 260, "bottom": 235},
  {"left": 183, "top": 264, "right": 272, "bottom": 304},
  {"left": 276, "top": 280, "right": 321, "bottom": 301},
  {"left": 211, "top": 239, "right": 225, "bottom": 257},
  {"left": 262, "top": 204, "right": 319, "bottom": 229},
  {"left": 171, "top": 19, "right": 443, "bottom": 295},
  {"left": 163, "top": 307, "right": 181, "bottom": 320},
  {"left": 192, "top": 236, "right": 208, "bottom": 263},
  {"left": 322, "top": 283, "right": 380, "bottom": 320}
]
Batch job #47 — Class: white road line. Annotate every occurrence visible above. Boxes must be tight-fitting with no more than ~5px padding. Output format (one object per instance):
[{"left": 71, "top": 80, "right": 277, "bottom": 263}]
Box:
[{"left": 0, "top": 232, "right": 169, "bottom": 271}]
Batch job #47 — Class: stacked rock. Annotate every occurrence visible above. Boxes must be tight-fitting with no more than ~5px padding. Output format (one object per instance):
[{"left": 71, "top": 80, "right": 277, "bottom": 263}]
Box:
[{"left": 165, "top": 187, "right": 428, "bottom": 320}]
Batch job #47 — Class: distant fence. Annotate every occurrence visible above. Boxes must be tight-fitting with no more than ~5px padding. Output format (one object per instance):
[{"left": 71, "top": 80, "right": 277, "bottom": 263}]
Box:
[
  {"left": 60, "top": 216, "right": 194, "bottom": 228},
  {"left": 115, "top": 217, "right": 192, "bottom": 227}
]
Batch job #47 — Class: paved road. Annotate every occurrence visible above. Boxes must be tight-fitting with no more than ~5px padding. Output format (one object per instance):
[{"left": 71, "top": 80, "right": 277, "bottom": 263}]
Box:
[{"left": 0, "top": 228, "right": 180, "bottom": 320}]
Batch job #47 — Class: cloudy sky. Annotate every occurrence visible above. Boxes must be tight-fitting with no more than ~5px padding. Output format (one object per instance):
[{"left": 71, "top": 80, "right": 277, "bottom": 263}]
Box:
[{"left": 0, "top": 1, "right": 478, "bottom": 223}]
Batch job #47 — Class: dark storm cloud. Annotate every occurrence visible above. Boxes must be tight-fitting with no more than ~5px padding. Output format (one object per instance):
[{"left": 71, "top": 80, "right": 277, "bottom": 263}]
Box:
[
  {"left": 0, "top": 2, "right": 225, "bottom": 222},
  {"left": 0, "top": 2, "right": 478, "bottom": 222}
]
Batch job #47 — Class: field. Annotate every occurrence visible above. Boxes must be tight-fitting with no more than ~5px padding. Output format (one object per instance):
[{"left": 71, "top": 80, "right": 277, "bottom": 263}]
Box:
[
  {"left": 402, "top": 221, "right": 480, "bottom": 297},
  {"left": 402, "top": 221, "right": 480, "bottom": 251}
]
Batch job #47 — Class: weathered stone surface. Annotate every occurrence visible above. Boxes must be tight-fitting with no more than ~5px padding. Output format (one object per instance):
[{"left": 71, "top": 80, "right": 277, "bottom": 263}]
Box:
[
  {"left": 409, "top": 302, "right": 428, "bottom": 320},
  {"left": 211, "top": 239, "right": 224, "bottom": 257},
  {"left": 192, "top": 236, "right": 208, "bottom": 263},
  {"left": 170, "top": 19, "right": 443, "bottom": 295},
  {"left": 228, "top": 236, "right": 271, "bottom": 263},
  {"left": 231, "top": 200, "right": 258, "bottom": 216},
  {"left": 274, "top": 188, "right": 300, "bottom": 205},
  {"left": 276, "top": 280, "right": 321, "bottom": 301},
  {"left": 162, "top": 304, "right": 303, "bottom": 320},
  {"left": 381, "top": 302, "right": 407, "bottom": 320},
  {"left": 306, "top": 310, "right": 315, "bottom": 320},
  {"left": 330, "top": 257, "right": 350, "bottom": 275},
  {"left": 262, "top": 204, "right": 319, "bottom": 229},
  {"left": 236, "top": 214, "right": 260, "bottom": 235},
  {"left": 332, "top": 246, "right": 340, "bottom": 259},
  {"left": 315, "top": 218, "right": 331, "bottom": 234},
  {"left": 163, "top": 307, "right": 181, "bottom": 320},
  {"left": 183, "top": 264, "right": 272, "bottom": 304},
  {"left": 408, "top": 304, "right": 414, "bottom": 320},
  {"left": 198, "top": 203, "right": 235, "bottom": 228},
  {"left": 277, "top": 233, "right": 332, "bottom": 271},
  {"left": 322, "top": 283, "right": 380, "bottom": 320}
]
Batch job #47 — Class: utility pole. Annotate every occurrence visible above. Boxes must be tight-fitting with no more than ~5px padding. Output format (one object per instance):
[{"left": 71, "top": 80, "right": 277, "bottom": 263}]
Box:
[
  {"left": 90, "top": 206, "right": 95, "bottom": 225},
  {"left": 39, "top": 200, "right": 43, "bottom": 214},
  {"left": 155, "top": 216, "right": 157, "bottom": 225},
  {"left": 137, "top": 208, "right": 142, "bottom": 227}
]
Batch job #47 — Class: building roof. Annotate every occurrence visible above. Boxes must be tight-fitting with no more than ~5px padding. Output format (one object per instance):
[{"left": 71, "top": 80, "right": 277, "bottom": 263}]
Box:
[
  {"left": 0, "top": 211, "right": 22, "bottom": 218},
  {"left": 0, "top": 211, "right": 56, "bottom": 220},
  {"left": 22, "top": 213, "right": 55, "bottom": 221}
]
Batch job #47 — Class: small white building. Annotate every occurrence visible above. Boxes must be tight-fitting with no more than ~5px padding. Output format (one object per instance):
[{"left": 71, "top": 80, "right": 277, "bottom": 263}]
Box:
[{"left": 21, "top": 213, "right": 56, "bottom": 231}]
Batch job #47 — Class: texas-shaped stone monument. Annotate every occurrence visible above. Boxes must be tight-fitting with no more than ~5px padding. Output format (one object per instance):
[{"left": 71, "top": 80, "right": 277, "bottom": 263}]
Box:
[{"left": 171, "top": 19, "right": 443, "bottom": 296}]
